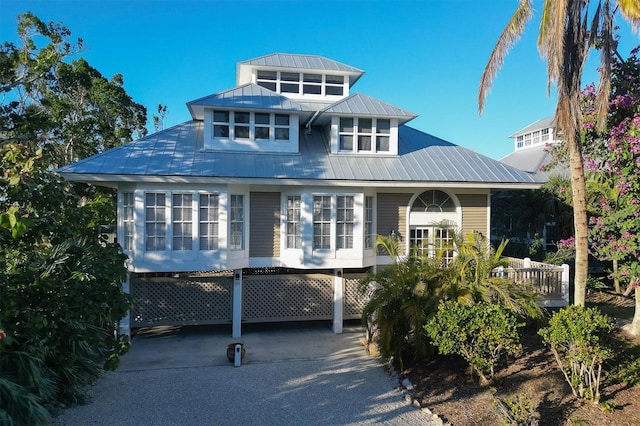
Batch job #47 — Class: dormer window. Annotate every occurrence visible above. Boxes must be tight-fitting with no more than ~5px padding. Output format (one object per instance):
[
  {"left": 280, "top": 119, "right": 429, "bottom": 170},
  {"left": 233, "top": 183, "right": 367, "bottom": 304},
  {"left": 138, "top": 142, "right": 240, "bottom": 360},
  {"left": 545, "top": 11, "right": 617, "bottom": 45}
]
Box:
[
  {"left": 515, "top": 127, "right": 554, "bottom": 150},
  {"left": 338, "top": 117, "right": 392, "bottom": 154},
  {"left": 212, "top": 110, "right": 290, "bottom": 142},
  {"left": 256, "top": 70, "right": 345, "bottom": 97}
]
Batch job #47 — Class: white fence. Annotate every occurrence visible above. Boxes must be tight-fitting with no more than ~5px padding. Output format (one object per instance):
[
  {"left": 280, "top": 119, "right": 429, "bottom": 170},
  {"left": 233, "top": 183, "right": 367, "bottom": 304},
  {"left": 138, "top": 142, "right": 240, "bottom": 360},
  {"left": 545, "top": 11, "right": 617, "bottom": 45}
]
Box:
[{"left": 493, "top": 257, "right": 570, "bottom": 307}]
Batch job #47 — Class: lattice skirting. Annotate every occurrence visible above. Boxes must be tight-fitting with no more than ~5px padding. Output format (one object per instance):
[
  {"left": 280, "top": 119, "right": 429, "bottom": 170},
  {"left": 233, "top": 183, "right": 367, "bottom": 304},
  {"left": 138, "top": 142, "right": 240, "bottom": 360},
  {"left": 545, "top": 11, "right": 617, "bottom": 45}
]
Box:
[
  {"left": 242, "top": 274, "right": 334, "bottom": 322},
  {"left": 130, "top": 273, "right": 368, "bottom": 328},
  {"left": 344, "top": 274, "right": 367, "bottom": 319},
  {"left": 131, "top": 276, "right": 233, "bottom": 327}
]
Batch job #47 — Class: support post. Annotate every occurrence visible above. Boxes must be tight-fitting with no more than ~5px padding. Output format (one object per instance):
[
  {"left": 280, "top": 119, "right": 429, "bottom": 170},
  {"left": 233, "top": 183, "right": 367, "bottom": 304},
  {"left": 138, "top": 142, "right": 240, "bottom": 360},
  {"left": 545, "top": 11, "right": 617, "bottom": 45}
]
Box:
[
  {"left": 232, "top": 269, "right": 243, "bottom": 338},
  {"left": 333, "top": 268, "right": 344, "bottom": 334}
]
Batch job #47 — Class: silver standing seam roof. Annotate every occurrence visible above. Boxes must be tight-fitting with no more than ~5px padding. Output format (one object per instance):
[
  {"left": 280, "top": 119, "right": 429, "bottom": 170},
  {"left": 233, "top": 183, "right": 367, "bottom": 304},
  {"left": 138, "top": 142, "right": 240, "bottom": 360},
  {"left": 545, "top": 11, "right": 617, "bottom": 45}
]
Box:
[
  {"left": 237, "top": 53, "right": 365, "bottom": 87},
  {"left": 509, "top": 116, "right": 555, "bottom": 138},
  {"left": 58, "top": 120, "right": 545, "bottom": 187},
  {"left": 58, "top": 52, "right": 543, "bottom": 189}
]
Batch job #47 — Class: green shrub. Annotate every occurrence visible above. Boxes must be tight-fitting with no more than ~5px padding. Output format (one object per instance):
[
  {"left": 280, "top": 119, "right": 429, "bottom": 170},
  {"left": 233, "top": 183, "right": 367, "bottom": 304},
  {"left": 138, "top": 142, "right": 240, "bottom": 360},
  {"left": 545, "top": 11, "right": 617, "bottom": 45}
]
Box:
[
  {"left": 538, "top": 305, "right": 615, "bottom": 402},
  {"left": 491, "top": 390, "right": 538, "bottom": 426},
  {"left": 425, "top": 301, "right": 522, "bottom": 383}
]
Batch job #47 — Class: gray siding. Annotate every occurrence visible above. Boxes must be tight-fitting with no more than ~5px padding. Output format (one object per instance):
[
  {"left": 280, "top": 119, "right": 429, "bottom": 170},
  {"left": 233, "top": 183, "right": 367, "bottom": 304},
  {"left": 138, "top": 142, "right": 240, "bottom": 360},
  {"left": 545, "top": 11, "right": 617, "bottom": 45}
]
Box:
[
  {"left": 377, "top": 193, "right": 412, "bottom": 253},
  {"left": 250, "top": 192, "right": 281, "bottom": 257},
  {"left": 458, "top": 193, "right": 488, "bottom": 237}
]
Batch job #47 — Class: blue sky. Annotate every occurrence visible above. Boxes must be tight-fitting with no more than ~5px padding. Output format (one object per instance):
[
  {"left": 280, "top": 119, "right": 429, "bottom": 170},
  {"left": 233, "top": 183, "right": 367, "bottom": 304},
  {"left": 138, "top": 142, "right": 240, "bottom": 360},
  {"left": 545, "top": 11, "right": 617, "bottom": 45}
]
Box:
[{"left": 2, "top": 0, "right": 639, "bottom": 160}]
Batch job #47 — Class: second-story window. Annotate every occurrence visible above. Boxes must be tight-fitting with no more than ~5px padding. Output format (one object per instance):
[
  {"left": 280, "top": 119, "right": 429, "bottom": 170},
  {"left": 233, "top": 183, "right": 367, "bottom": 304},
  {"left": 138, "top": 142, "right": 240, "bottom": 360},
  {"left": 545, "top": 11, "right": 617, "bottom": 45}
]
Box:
[
  {"left": 357, "top": 119, "right": 372, "bottom": 151},
  {"left": 212, "top": 111, "right": 290, "bottom": 142},
  {"left": 339, "top": 118, "right": 354, "bottom": 151},
  {"left": 256, "top": 71, "right": 345, "bottom": 96},
  {"left": 541, "top": 128, "right": 550, "bottom": 142},
  {"left": 339, "top": 117, "right": 391, "bottom": 154}
]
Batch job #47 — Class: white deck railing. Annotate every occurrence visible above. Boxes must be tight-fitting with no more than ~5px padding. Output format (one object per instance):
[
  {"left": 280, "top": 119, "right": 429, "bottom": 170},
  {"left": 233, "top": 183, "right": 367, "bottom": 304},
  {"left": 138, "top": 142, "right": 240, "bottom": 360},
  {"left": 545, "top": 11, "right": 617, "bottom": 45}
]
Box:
[{"left": 493, "top": 257, "right": 570, "bottom": 307}]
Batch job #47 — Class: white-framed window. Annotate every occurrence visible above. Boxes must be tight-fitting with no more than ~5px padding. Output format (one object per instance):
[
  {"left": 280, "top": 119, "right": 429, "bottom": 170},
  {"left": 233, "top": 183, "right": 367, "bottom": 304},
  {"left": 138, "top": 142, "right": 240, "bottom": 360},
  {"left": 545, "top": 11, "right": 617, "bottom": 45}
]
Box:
[
  {"left": 145, "top": 192, "right": 166, "bottom": 251},
  {"left": 286, "top": 195, "right": 301, "bottom": 249},
  {"left": 199, "top": 193, "right": 219, "bottom": 250},
  {"left": 256, "top": 70, "right": 277, "bottom": 91},
  {"left": 339, "top": 117, "right": 354, "bottom": 151},
  {"left": 313, "top": 195, "right": 331, "bottom": 249},
  {"left": 122, "top": 192, "right": 134, "bottom": 251},
  {"left": 364, "top": 196, "right": 374, "bottom": 249},
  {"left": 410, "top": 226, "right": 455, "bottom": 263},
  {"left": 213, "top": 110, "right": 230, "bottom": 138},
  {"left": 274, "top": 114, "right": 290, "bottom": 140},
  {"left": 172, "top": 194, "right": 193, "bottom": 251},
  {"left": 212, "top": 110, "right": 290, "bottom": 142},
  {"left": 375, "top": 119, "right": 391, "bottom": 152},
  {"left": 516, "top": 135, "right": 524, "bottom": 149},
  {"left": 230, "top": 194, "right": 244, "bottom": 250},
  {"left": 541, "top": 128, "right": 550, "bottom": 142},
  {"left": 256, "top": 71, "right": 345, "bottom": 97},
  {"left": 357, "top": 118, "right": 372, "bottom": 152},
  {"left": 531, "top": 130, "right": 541, "bottom": 145},
  {"left": 325, "top": 74, "right": 344, "bottom": 96},
  {"left": 336, "top": 195, "right": 355, "bottom": 249},
  {"left": 338, "top": 117, "right": 391, "bottom": 153},
  {"left": 524, "top": 132, "right": 532, "bottom": 146},
  {"left": 411, "top": 190, "right": 456, "bottom": 213}
]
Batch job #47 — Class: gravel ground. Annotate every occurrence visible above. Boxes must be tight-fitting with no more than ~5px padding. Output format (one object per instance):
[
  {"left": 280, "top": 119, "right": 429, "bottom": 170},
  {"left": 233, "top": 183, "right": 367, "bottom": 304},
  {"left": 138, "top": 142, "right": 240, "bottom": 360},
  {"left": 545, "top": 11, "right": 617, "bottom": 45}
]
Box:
[{"left": 52, "top": 337, "right": 435, "bottom": 425}]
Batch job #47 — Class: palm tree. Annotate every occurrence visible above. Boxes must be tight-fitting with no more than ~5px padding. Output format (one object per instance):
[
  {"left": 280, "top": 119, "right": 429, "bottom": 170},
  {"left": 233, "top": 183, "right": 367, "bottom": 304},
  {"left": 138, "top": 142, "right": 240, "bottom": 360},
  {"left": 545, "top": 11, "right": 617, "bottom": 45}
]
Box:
[
  {"left": 479, "top": 0, "right": 640, "bottom": 306},
  {"left": 444, "top": 232, "right": 544, "bottom": 320}
]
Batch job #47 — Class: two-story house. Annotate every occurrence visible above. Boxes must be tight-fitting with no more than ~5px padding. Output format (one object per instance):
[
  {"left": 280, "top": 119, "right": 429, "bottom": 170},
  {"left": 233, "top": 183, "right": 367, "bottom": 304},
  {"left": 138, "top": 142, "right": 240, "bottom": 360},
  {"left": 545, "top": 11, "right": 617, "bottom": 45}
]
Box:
[{"left": 58, "top": 53, "right": 544, "bottom": 337}]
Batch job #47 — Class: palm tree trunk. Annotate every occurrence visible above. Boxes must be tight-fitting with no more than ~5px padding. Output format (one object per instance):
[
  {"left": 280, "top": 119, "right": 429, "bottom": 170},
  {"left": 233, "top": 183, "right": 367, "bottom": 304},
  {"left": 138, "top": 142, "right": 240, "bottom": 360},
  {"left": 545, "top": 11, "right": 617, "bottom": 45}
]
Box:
[{"left": 568, "top": 137, "right": 589, "bottom": 307}]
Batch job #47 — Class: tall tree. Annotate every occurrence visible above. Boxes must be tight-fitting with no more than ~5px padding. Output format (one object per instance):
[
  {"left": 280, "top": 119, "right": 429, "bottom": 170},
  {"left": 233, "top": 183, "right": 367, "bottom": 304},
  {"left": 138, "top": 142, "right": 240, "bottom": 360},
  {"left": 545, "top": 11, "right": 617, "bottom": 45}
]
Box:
[
  {"left": 0, "top": 13, "right": 146, "bottom": 422},
  {"left": 478, "top": 0, "right": 640, "bottom": 306}
]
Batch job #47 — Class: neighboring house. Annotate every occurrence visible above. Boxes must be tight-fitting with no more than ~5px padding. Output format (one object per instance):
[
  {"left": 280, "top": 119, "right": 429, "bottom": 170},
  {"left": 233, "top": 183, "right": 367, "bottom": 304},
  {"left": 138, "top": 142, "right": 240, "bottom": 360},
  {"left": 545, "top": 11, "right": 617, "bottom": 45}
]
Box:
[
  {"left": 494, "top": 116, "right": 572, "bottom": 254},
  {"left": 58, "top": 53, "right": 544, "bottom": 337},
  {"left": 499, "top": 116, "right": 563, "bottom": 178}
]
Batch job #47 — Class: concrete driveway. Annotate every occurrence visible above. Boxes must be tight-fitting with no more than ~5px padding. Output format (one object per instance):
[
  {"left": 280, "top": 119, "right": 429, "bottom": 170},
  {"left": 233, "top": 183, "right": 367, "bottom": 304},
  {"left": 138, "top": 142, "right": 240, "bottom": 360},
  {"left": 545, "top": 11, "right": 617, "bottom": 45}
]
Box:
[{"left": 52, "top": 322, "right": 436, "bottom": 425}]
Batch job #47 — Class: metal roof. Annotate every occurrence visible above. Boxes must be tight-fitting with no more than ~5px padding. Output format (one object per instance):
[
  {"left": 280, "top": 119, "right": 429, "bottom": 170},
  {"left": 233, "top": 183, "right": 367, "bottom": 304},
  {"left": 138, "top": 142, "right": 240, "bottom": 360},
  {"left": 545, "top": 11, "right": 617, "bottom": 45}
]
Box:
[
  {"left": 239, "top": 53, "right": 364, "bottom": 74},
  {"left": 237, "top": 53, "right": 365, "bottom": 88},
  {"left": 510, "top": 116, "right": 555, "bottom": 138},
  {"left": 187, "top": 83, "right": 312, "bottom": 120},
  {"left": 58, "top": 120, "right": 544, "bottom": 187},
  {"left": 320, "top": 93, "right": 417, "bottom": 124},
  {"left": 500, "top": 143, "right": 567, "bottom": 179}
]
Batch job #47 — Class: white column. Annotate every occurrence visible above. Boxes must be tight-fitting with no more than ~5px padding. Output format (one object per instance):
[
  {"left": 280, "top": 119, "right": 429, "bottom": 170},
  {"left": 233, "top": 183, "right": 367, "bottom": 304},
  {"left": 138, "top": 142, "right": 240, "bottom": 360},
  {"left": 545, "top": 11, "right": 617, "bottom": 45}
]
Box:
[
  {"left": 333, "top": 269, "right": 344, "bottom": 334},
  {"left": 232, "top": 269, "right": 243, "bottom": 338},
  {"left": 120, "top": 273, "right": 131, "bottom": 338}
]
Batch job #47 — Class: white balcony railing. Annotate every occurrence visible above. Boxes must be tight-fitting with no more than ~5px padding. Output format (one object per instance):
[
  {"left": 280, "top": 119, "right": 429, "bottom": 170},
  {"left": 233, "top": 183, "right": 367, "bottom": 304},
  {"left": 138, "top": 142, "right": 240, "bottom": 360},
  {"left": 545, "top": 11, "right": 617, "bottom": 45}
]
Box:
[{"left": 493, "top": 257, "right": 570, "bottom": 307}]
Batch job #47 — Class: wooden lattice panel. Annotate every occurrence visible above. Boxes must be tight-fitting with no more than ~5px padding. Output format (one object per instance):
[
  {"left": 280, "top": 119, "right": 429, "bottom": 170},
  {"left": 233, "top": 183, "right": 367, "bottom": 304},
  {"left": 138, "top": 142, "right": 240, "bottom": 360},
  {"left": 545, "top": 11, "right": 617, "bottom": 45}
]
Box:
[
  {"left": 131, "top": 276, "right": 233, "bottom": 327},
  {"left": 344, "top": 274, "right": 367, "bottom": 319},
  {"left": 242, "top": 274, "right": 333, "bottom": 322}
]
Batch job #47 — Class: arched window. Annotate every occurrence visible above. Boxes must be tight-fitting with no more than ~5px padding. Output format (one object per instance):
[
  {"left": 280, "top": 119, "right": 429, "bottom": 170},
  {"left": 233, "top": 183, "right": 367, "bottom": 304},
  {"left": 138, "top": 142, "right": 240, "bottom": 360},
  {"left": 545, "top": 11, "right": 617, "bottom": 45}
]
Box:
[{"left": 411, "top": 190, "right": 456, "bottom": 213}]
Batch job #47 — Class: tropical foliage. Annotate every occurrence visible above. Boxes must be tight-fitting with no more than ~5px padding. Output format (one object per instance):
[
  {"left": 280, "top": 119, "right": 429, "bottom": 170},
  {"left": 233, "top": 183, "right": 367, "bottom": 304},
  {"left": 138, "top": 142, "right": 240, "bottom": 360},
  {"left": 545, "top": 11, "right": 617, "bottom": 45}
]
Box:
[
  {"left": 539, "top": 305, "right": 615, "bottom": 402},
  {"left": 425, "top": 301, "right": 523, "bottom": 384},
  {"left": 360, "top": 231, "right": 542, "bottom": 368},
  {"left": 0, "top": 13, "right": 146, "bottom": 423}
]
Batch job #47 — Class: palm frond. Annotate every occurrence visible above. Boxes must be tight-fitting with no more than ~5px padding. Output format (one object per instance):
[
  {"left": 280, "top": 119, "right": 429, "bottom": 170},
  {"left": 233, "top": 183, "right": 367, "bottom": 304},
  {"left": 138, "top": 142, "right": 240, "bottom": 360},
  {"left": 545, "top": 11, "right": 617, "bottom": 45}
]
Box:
[{"left": 478, "top": 0, "right": 533, "bottom": 114}]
